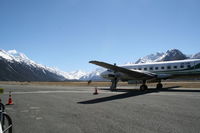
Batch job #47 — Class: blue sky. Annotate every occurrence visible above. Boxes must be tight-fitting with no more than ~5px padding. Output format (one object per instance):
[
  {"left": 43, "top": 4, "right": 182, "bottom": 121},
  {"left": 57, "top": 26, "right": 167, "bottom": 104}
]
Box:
[{"left": 0, "top": 0, "right": 200, "bottom": 72}]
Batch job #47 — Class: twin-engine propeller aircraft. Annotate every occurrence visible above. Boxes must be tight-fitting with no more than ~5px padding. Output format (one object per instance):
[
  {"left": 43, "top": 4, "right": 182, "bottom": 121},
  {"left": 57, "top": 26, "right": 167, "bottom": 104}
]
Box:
[{"left": 89, "top": 59, "right": 200, "bottom": 91}]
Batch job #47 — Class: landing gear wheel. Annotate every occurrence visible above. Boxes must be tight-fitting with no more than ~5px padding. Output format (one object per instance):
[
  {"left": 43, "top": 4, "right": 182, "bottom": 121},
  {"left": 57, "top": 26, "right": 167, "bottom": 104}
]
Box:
[
  {"left": 140, "top": 85, "right": 148, "bottom": 91},
  {"left": 156, "top": 83, "right": 163, "bottom": 89}
]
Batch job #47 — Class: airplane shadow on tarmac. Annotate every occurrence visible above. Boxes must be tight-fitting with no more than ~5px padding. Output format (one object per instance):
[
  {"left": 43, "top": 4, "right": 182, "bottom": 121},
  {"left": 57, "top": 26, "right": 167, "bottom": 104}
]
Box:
[{"left": 78, "top": 86, "right": 200, "bottom": 104}]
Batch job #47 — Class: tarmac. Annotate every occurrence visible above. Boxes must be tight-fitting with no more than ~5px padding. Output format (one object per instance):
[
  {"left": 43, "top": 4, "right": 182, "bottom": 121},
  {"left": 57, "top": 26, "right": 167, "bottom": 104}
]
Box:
[{"left": 0, "top": 84, "right": 200, "bottom": 133}]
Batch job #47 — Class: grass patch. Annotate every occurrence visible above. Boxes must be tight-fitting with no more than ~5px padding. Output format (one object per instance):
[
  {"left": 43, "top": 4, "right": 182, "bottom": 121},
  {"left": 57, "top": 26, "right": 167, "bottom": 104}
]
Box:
[{"left": 0, "top": 81, "right": 200, "bottom": 88}]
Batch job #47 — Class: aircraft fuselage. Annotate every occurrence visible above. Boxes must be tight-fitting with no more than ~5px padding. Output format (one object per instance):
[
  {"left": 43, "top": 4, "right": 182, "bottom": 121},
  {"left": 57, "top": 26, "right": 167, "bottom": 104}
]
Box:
[{"left": 100, "top": 59, "right": 200, "bottom": 81}]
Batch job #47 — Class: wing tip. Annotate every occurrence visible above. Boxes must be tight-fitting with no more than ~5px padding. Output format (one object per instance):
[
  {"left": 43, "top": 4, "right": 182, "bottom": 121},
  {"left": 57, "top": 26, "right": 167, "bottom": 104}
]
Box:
[
  {"left": 89, "top": 60, "right": 100, "bottom": 64},
  {"left": 89, "top": 60, "right": 95, "bottom": 63}
]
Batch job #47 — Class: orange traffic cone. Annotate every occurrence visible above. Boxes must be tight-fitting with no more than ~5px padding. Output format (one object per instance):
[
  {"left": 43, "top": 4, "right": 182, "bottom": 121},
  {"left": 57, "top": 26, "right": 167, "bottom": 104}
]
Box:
[
  {"left": 6, "top": 91, "right": 14, "bottom": 105},
  {"left": 93, "top": 87, "right": 98, "bottom": 95}
]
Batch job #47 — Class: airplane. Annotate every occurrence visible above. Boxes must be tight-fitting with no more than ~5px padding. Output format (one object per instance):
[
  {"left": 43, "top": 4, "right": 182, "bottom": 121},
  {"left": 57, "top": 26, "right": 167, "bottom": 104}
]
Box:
[{"left": 89, "top": 59, "right": 200, "bottom": 91}]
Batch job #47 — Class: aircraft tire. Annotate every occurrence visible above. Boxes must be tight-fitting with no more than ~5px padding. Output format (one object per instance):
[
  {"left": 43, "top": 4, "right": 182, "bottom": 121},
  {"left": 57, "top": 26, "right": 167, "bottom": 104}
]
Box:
[
  {"left": 140, "top": 85, "right": 148, "bottom": 91},
  {"left": 156, "top": 83, "right": 163, "bottom": 89}
]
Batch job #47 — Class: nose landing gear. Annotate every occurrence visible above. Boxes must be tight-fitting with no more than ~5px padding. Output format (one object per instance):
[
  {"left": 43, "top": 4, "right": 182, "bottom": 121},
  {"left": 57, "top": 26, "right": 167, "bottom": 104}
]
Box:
[{"left": 110, "top": 78, "right": 118, "bottom": 90}]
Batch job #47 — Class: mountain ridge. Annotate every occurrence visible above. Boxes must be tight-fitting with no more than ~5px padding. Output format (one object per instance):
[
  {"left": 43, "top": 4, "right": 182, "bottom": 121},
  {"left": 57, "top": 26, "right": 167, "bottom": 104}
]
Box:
[
  {"left": 0, "top": 49, "right": 200, "bottom": 81},
  {"left": 0, "top": 50, "right": 66, "bottom": 81},
  {"left": 134, "top": 49, "right": 190, "bottom": 64}
]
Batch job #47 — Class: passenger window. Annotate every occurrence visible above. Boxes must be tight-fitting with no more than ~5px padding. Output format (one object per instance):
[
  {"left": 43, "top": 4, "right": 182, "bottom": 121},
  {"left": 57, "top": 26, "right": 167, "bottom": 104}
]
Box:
[
  {"left": 180, "top": 65, "right": 184, "bottom": 68},
  {"left": 138, "top": 68, "right": 141, "bottom": 70},
  {"left": 187, "top": 65, "right": 191, "bottom": 68},
  {"left": 144, "top": 68, "right": 147, "bottom": 71},
  {"left": 167, "top": 66, "right": 171, "bottom": 69},
  {"left": 174, "top": 66, "right": 177, "bottom": 69},
  {"left": 150, "top": 67, "right": 153, "bottom": 70},
  {"left": 161, "top": 66, "right": 165, "bottom": 70},
  {"left": 155, "top": 67, "right": 158, "bottom": 70}
]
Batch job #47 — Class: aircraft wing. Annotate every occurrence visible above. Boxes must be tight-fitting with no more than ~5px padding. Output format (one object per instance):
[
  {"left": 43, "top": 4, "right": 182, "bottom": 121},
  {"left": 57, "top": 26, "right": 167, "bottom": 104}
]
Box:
[{"left": 89, "top": 61, "right": 156, "bottom": 79}]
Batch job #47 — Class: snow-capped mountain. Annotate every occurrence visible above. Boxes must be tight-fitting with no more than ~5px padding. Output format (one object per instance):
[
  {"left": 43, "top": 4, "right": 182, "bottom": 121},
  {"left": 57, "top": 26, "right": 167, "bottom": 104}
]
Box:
[
  {"left": 80, "top": 68, "right": 106, "bottom": 81},
  {"left": 135, "top": 49, "right": 188, "bottom": 64},
  {"left": 1, "top": 49, "right": 200, "bottom": 81},
  {"left": 7, "top": 50, "right": 30, "bottom": 62},
  {"left": 155, "top": 49, "right": 188, "bottom": 62},
  {"left": 0, "top": 49, "right": 92, "bottom": 81},
  {"left": 192, "top": 52, "right": 200, "bottom": 59},
  {"left": 135, "top": 52, "right": 164, "bottom": 64},
  {"left": 0, "top": 49, "right": 66, "bottom": 81},
  {"left": 59, "top": 70, "right": 88, "bottom": 80}
]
